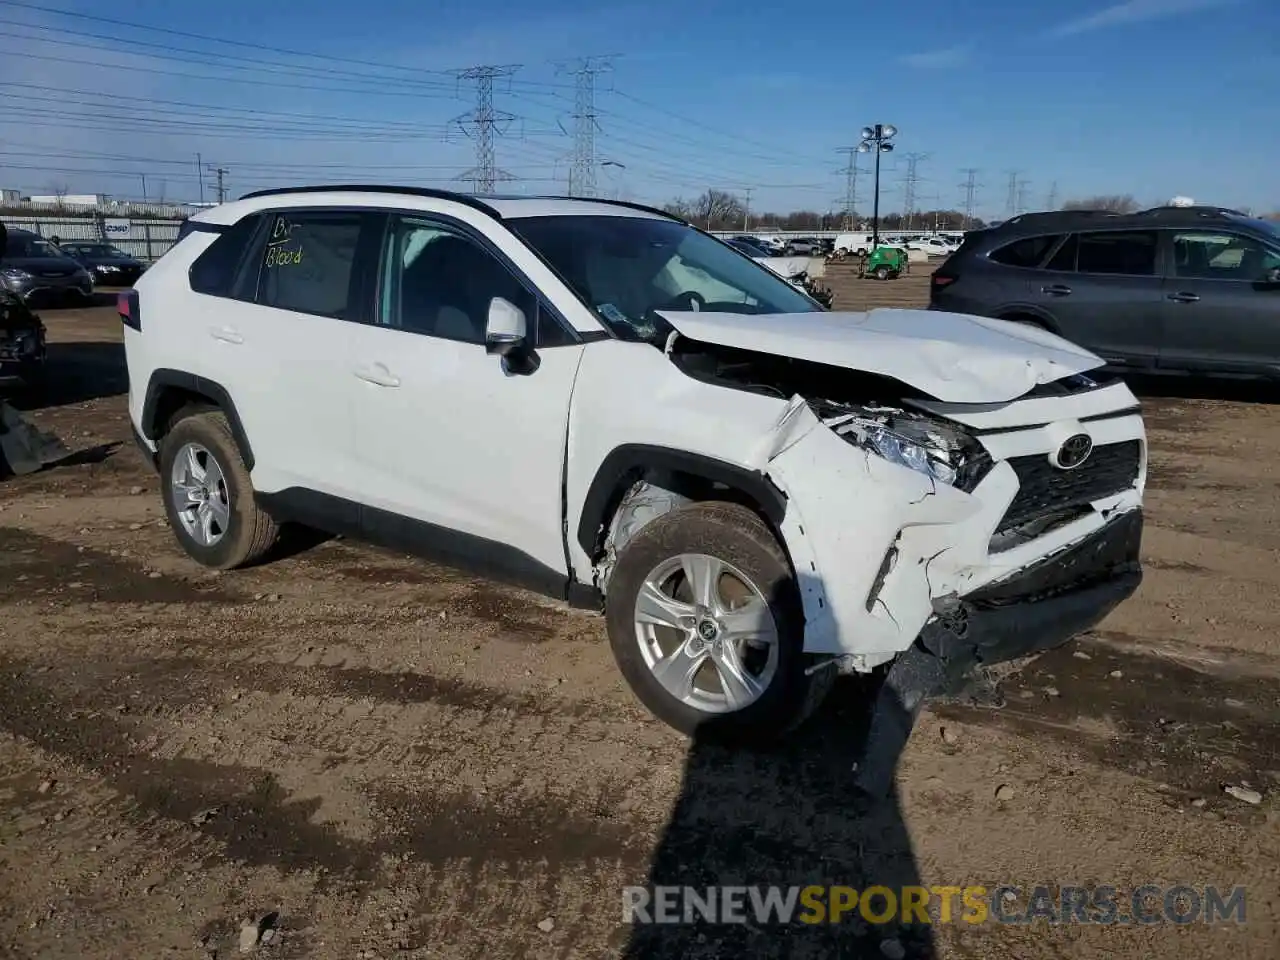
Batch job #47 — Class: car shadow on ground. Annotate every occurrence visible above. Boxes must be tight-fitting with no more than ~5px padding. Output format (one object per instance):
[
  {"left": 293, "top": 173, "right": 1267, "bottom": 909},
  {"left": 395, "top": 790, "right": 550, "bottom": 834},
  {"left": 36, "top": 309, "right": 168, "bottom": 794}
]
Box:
[
  {"left": 622, "top": 674, "right": 936, "bottom": 959},
  {"left": 7, "top": 340, "right": 128, "bottom": 411}
]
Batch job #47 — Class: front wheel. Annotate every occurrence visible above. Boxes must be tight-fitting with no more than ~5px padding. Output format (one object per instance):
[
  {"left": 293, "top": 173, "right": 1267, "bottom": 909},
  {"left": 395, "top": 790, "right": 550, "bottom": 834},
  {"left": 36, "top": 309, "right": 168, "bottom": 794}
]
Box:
[{"left": 605, "top": 502, "right": 833, "bottom": 741}]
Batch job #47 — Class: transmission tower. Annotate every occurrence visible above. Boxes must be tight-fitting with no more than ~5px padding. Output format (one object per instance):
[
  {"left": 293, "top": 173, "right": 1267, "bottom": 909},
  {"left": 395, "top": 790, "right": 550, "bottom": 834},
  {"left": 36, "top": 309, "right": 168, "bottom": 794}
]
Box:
[
  {"left": 1046, "top": 181, "right": 1059, "bottom": 210},
  {"left": 836, "top": 147, "right": 861, "bottom": 228},
  {"left": 1016, "top": 177, "right": 1032, "bottom": 215},
  {"left": 1005, "top": 170, "right": 1020, "bottom": 219},
  {"left": 451, "top": 64, "right": 520, "bottom": 194},
  {"left": 901, "top": 153, "right": 928, "bottom": 230},
  {"left": 558, "top": 55, "right": 616, "bottom": 198},
  {"left": 959, "top": 168, "right": 981, "bottom": 228}
]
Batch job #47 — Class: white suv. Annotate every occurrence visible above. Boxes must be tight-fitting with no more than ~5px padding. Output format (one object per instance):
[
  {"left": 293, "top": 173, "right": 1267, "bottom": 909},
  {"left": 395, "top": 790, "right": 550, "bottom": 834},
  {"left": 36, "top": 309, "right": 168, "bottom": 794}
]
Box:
[{"left": 122, "top": 187, "right": 1146, "bottom": 742}]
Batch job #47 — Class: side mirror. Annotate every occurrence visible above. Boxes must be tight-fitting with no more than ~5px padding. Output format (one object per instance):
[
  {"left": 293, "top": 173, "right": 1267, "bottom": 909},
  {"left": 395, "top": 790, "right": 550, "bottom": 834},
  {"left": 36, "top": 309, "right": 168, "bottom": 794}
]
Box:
[{"left": 485, "top": 296, "right": 527, "bottom": 356}]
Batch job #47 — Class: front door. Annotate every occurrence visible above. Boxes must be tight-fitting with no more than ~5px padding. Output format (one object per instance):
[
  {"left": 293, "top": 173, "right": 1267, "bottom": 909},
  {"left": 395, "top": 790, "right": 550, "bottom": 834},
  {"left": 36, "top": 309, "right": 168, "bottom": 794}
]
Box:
[
  {"left": 1157, "top": 230, "right": 1280, "bottom": 374},
  {"left": 347, "top": 213, "right": 585, "bottom": 590}
]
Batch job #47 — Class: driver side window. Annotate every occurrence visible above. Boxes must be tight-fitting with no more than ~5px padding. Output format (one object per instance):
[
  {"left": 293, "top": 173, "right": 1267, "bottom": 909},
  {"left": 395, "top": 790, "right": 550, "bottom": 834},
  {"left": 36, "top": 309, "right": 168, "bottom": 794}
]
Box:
[{"left": 378, "top": 216, "right": 536, "bottom": 346}]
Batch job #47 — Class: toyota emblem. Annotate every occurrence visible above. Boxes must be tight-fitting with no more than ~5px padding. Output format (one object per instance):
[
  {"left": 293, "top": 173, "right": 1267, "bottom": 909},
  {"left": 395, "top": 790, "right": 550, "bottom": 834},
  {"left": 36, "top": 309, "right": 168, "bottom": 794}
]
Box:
[{"left": 1054, "top": 433, "right": 1094, "bottom": 469}]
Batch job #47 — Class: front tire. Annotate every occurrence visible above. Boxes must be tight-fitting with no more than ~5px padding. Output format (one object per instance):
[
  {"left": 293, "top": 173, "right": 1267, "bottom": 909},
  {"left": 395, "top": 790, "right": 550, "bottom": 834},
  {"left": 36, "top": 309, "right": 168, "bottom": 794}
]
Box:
[
  {"left": 158, "top": 409, "right": 279, "bottom": 569},
  {"left": 605, "top": 502, "right": 833, "bottom": 741}
]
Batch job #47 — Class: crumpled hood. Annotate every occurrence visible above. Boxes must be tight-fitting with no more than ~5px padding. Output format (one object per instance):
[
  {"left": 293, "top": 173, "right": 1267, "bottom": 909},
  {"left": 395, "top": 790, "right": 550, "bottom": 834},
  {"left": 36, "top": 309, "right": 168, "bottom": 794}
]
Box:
[{"left": 656, "top": 307, "right": 1104, "bottom": 404}]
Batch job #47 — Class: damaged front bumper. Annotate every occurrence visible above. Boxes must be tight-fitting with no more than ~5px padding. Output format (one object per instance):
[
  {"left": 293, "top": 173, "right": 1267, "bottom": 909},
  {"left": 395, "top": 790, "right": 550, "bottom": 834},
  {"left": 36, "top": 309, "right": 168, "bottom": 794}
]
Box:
[
  {"left": 757, "top": 385, "right": 1145, "bottom": 669},
  {"left": 919, "top": 509, "right": 1142, "bottom": 670}
]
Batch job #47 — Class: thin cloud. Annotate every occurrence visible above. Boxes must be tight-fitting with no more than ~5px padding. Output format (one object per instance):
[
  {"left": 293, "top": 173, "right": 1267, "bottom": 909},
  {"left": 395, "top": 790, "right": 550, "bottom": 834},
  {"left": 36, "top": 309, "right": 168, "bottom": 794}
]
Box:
[
  {"left": 899, "top": 45, "right": 972, "bottom": 69},
  {"left": 1049, "top": 0, "right": 1238, "bottom": 38}
]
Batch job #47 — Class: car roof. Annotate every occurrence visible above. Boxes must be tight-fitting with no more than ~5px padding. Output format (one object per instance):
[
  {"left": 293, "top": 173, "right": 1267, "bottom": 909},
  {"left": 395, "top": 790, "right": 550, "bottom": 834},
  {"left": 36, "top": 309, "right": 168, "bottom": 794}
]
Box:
[
  {"left": 984, "top": 205, "right": 1259, "bottom": 239},
  {"left": 193, "top": 185, "right": 683, "bottom": 227}
]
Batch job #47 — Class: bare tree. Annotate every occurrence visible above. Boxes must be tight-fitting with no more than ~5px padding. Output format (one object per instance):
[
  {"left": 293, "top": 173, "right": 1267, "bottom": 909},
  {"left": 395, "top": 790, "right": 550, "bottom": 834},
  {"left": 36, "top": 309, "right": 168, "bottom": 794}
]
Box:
[
  {"left": 45, "top": 181, "right": 69, "bottom": 208},
  {"left": 1061, "top": 194, "right": 1139, "bottom": 213}
]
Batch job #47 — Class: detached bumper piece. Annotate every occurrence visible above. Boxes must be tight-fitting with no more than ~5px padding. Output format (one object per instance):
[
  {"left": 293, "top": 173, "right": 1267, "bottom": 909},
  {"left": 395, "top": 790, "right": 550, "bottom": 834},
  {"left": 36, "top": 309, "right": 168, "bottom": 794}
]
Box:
[
  {"left": 924, "top": 509, "right": 1143, "bottom": 666},
  {"left": 852, "top": 511, "right": 1143, "bottom": 800}
]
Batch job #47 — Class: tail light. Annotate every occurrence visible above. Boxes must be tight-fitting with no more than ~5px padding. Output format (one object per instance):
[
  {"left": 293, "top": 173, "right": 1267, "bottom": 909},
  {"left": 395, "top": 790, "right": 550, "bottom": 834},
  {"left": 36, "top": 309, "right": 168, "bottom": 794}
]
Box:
[
  {"left": 118, "top": 290, "right": 140, "bottom": 331},
  {"left": 930, "top": 271, "right": 958, "bottom": 295}
]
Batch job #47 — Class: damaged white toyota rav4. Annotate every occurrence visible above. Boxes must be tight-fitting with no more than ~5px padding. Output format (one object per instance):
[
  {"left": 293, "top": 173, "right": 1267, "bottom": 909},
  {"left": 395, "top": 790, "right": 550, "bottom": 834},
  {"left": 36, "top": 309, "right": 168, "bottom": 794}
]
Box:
[{"left": 123, "top": 187, "right": 1145, "bottom": 746}]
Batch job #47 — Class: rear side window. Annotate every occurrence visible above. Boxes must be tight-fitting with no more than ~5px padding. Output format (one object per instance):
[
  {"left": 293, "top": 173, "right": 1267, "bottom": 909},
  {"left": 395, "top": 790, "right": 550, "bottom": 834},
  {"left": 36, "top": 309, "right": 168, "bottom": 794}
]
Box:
[
  {"left": 988, "top": 234, "right": 1060, "bottom": 268},
  {"left": 189, "top": 215, "right": 261, "bottom": 297},
  {"left": 1045, "top": 234, "right": 1078, "bottom": 271},
  {"left": 1076, "top": 231, "right": 1157, "bottom": 276},
  {"left": 255, "top": 212, "right": 363, "bottom": 319}
]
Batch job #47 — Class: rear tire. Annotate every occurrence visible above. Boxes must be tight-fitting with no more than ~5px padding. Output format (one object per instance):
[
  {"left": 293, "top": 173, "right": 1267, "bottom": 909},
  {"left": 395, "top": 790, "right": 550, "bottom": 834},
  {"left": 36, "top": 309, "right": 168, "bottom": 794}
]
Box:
[
  {"left": 605, "top": 501, "right": 833, "bottom": 742},
  {"left": 158, "top": 409, "right": 279, "bottom": 570},
  {"left": 874, "top": 265, "right": 890, "bottom": 280}
]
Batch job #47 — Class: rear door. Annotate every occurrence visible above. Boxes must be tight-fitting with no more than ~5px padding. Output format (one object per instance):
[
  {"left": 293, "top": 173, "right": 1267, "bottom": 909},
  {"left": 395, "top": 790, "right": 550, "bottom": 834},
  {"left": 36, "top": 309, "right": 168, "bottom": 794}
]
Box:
[
  {"left": 1156, "top": 230, "right": 1280, "bottom": 374},
  {"left": 1022, "top": 229, "right": 1163, "bottom": 368}
]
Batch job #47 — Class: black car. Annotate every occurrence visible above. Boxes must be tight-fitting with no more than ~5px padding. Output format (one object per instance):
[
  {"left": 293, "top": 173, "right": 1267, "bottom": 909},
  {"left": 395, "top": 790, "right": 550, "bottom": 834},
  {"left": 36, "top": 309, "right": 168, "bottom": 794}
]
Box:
[
  {"left": 930, "top": 206, "right": 1280, "bottom": 379},
  {"left": 0, "top": 225, "right": 47, "bottom": 391},
  {"left": 1, "top": 229, "right": 93, "bottom": 304},
  {"left": 56, "top": 240, "right": 146, "bottom": 287}
]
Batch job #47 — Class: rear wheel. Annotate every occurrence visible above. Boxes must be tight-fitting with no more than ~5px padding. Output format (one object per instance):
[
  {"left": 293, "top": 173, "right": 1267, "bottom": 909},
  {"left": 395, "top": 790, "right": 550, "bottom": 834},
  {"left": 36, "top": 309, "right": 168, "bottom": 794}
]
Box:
[
  {"left": 158, "top": 409, "right": 279, "bottom": 570},
  {"left": 874, "top": 265, "right": 890, "bottom": 280},
  {"left": 605, "top": 502, "right": 833, "bottom": 741}
]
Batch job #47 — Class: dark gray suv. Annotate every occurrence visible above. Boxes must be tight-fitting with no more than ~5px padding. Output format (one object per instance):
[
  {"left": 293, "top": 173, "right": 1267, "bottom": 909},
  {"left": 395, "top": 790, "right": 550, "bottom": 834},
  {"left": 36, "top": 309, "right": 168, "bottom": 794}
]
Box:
[
  {"left": 1, "top": 229, "right": 94, "bottom": 304},
  {"left": 930, "top": 206, "right": 1280, "bottom": 379}
]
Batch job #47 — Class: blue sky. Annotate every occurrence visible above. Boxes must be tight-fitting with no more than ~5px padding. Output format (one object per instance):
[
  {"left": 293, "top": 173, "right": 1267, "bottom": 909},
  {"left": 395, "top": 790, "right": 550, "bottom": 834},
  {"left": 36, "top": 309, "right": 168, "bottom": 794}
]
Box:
[{"left": 0, "top": 0, "right": 1273, "bottom": 217}]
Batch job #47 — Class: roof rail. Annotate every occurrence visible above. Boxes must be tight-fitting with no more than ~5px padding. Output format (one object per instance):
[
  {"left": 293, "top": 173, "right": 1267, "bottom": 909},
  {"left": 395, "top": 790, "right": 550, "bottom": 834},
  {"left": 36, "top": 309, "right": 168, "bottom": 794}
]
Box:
[
  {"left": 994, "top": 209, "right": 1120, "bottom": 229},
  {"left": 237, "top": 184, "right": 500, "bottom": 216},
  {"left": 1133, "top": 204, "right": 1247, "bottom": 219}
]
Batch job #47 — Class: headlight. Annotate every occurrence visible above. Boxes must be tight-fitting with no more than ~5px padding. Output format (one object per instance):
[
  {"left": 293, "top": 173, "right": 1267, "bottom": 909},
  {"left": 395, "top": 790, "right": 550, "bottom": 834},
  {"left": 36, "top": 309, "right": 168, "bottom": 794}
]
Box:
[
  {"left": 96, "top": 264, "right": 119, "bottom": 272},
  {"left": 1, "top": 267, "right": 31, "bottom": 281},
  {"left": 826, "top": 406, "right": 992, "bottom": 491}
]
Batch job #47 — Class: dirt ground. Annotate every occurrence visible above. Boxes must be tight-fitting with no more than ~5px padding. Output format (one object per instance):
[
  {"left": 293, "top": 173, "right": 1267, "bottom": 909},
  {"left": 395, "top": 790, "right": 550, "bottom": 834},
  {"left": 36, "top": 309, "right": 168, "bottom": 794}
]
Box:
[{"left": 1, "top": 270, "right": 1278, "bottom": 959}]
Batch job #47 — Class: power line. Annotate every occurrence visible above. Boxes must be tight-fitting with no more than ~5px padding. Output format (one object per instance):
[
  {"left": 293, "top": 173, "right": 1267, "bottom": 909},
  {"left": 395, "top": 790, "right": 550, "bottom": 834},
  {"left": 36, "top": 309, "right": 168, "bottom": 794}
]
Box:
[
  {"left": 558, "top": 55, "right": 616, "bottom": 198},
  {"left": 451, "top": 65, "right": 520, "bottom": 194}
]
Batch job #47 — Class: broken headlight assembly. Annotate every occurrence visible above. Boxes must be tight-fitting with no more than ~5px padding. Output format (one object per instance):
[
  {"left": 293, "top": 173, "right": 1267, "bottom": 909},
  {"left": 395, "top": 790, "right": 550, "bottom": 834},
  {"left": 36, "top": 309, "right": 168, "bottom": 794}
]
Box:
[{"left": 823, "top": 405, "right": 992, "bottom": 492}]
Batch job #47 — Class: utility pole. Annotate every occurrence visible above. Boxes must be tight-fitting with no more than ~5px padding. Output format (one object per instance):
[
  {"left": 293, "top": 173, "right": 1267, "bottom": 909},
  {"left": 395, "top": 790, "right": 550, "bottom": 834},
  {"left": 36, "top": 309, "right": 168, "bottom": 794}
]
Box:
[
  {"left": 742, "top": 186, "right": 753, "bottom": 231},
  {"left": 901, "top": 153, "right": 928, "bottom": 231},
  {"left": 959, "top": 168, "right": 980, "bottom": 228},
  {"left": 140, "top": 173, "right": 147, "bottom": 203},
  {"left": 558, "top": 55, "right": 615, "bottom": 198},
  {"left": 836, "top": 147, "right": 860, "bottom": 228},
  {"left": 1046, "top": 181, "right": 1059, "bottom": 210},
  {"left": 206, "top": 165, "right": 228, "bottom": 203},
  {"left": 451, "top": 64, "right": 520, "bottom": 194},
  {"left": 196, "top": 152, "right": 204, "bottom": 204},
  {"left": 1005, "top": 170, "right": 1020, "bottom": 219}
]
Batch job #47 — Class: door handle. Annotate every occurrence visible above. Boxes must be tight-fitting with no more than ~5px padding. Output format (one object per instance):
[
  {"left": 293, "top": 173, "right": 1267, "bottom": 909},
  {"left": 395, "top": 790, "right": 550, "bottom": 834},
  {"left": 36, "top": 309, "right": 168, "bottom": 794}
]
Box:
[
  {"left": 1041, "top": 284, "right": 1072, "bottom": 296},
  {"left": 1166, "top": 291, "right": 1200, "bottom": 303},
  {"left": 352, "top": 363, "right": 401, "bottom": 388},
  {"left": 208, "top": 325, "right": 244, "bottom": 344}
]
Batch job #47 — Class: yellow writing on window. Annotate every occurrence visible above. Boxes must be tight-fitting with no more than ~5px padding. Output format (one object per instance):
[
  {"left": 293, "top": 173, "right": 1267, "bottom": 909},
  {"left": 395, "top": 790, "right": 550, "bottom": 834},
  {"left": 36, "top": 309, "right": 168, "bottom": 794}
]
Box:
[{"left": 266, "top": 246, "right": 303, "bottom": 267}]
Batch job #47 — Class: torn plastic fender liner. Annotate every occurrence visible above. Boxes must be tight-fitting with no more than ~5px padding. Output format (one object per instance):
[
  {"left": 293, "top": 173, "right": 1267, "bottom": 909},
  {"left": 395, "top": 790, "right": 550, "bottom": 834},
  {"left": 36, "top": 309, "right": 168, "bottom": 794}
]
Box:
[{"left": 759, "top": 400, "right": 981, "bottom": 659}]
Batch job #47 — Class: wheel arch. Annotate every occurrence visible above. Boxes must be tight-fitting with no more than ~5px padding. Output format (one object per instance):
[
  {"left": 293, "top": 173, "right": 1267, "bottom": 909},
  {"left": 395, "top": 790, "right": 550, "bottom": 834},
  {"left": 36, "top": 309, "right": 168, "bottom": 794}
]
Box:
[
  {"left": 575, "top": 444, "right": 788, "bottom": 562},
  {"left": 142, "top": 368, "right": 256, "bottom": 470}
]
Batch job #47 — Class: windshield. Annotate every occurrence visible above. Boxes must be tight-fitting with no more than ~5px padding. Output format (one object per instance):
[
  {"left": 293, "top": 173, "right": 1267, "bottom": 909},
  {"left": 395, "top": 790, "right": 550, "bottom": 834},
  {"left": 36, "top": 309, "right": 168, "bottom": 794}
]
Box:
[
  {"left": 5, "top": 236, "right": 67, "bottom": 258},
  {"left": 511, "top": 215, "right": 821, "bottom": 342}
]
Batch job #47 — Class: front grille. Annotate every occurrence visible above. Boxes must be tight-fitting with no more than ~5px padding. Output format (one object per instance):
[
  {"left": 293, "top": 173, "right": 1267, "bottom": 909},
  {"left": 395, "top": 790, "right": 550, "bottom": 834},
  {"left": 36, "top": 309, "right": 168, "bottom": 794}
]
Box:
[{"left": 996, "top": 439, "right": 1141, "bottom": 534}]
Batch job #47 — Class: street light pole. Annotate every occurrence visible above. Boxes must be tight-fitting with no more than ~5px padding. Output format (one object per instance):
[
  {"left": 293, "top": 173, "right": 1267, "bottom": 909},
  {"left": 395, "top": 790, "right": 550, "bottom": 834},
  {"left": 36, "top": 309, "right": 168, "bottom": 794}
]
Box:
[{"left": 857, "top": 123, "right": 897, "bottom": 249}]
